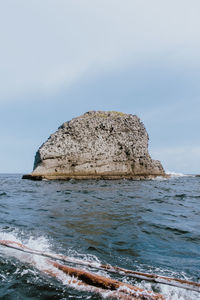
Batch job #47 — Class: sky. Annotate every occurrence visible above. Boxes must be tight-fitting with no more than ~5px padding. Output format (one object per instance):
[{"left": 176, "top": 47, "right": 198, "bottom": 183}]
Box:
[{"left": 0, "top": 0, "right": 200, "bottom": 174}]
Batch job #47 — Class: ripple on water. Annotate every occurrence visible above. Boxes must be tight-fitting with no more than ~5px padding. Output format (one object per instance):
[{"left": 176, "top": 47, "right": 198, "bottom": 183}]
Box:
[
  {"left": 0, "top": 175, "right": 200, "bottom": 299},
  {"left": 175, "top": 194, "right": 187, "bottom": 199},
  {"left": 0, "top": 192, "right": 7, "bottom": 197}
]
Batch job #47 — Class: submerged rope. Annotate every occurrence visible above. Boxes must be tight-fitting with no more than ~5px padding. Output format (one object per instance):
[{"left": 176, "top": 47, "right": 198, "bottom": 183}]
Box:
[
  {"left": 0, "top": 240, "right": 164, "bottom": 300},
  {"left": 0, "top": 239, "right": 199, "bottom": 293}
]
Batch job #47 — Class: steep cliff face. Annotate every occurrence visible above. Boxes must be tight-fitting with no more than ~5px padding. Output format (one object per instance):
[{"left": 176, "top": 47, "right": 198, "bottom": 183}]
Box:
[{"left": 23, "top": 111, "right": 165, "bottom": 180}]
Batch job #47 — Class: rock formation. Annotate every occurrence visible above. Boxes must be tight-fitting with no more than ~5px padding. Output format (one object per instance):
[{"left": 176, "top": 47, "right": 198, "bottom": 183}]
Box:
[{"left": 23, "top": 111, "right": 165, "bottom": 180}]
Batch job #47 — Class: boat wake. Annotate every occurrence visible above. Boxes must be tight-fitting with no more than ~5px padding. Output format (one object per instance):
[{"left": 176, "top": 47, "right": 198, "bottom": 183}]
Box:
[{"left": 0, "top": 229, "right": 199, "bottom": 299}]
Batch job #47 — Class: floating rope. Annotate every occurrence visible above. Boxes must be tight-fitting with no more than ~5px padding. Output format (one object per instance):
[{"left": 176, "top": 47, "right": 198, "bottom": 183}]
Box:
[
  {"left": 0, "top": 240, "right": 164, "bottom": 300},
  {"left": 1, "top": 240, "right": 199, "bottom": 295},
  {"left": 47, "top": 258, "right": 164, "bottom": 300}
]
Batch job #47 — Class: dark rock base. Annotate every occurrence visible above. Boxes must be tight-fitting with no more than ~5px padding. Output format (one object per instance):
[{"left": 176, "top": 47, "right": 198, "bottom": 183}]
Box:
[
  {"left": 22, "top": 173, "right": 169, "bottom": 181},
  {"left": 22, "top": 174, "right": 43, "bottom": 181}
]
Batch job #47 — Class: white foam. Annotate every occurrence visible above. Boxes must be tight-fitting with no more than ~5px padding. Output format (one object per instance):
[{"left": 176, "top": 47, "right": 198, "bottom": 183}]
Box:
[
  {"left": 136, "top": 278, "right": 200, "bottom": 300},
  {"left": 0, "top": 229, "right": 108, "bottom": 296},
  {"left": 153, "top": 176, "right": 168, "bottom": 181},
  {"left": 166, "top": 171, "right": 186, "bottom": 177},
  {"left": 160, "top": 282, "right": 200, "bottom": 300},
  {"left": 0, "top": 228, "right": 200, "bottom": 299}
]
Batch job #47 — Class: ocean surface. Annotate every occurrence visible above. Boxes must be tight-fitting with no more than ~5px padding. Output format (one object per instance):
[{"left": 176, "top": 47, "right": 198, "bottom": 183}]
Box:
[{"left": 0, "top": 173, "right": 200, "bottom": 299}]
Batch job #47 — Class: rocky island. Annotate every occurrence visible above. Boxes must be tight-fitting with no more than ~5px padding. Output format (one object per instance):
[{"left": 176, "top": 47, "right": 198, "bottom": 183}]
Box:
[{"left": 23, "top": 111, "right": 166, "bottom": 180}]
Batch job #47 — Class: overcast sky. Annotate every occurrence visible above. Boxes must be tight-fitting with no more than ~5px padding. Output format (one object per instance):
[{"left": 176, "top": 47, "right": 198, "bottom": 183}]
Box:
[{"left": 0, "top": 0, "right": 200, "bottom": 174}]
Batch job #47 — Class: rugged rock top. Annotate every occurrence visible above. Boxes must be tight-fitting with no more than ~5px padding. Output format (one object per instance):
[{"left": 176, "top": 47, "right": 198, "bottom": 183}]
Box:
[{"left": 23, "top": 111, "right": 165, "bottom": 180}]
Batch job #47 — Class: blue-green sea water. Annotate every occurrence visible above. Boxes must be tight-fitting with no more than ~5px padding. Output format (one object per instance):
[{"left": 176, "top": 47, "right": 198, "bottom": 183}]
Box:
[{"left": 0, "top": 174, "right": 199, "bottom": 299}]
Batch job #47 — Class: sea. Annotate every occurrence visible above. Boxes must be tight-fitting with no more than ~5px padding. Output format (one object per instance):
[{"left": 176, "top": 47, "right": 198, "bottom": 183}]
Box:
[{"left": 0, "top": 173, "right": 199, "bottom": 300}]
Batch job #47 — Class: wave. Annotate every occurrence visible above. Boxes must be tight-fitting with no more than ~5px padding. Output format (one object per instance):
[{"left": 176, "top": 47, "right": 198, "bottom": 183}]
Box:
[
  {"left": 0, "top": 228, "right": 200, "bottom": 299},
  {"left": 152, "top": 171, "right": 194, "bottom": 181},
  {"left": 166, "top": 171, "right": 187, "bottom": 177},
  {"left": 0, "top": 230, "right": 104, "bottom": 297}
]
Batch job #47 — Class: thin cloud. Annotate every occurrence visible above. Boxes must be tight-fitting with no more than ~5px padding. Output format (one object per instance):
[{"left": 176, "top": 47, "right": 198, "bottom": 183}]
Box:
[{"left": 0, "top": 0, "right": 200, "bottom": 102}]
